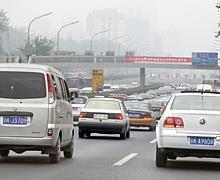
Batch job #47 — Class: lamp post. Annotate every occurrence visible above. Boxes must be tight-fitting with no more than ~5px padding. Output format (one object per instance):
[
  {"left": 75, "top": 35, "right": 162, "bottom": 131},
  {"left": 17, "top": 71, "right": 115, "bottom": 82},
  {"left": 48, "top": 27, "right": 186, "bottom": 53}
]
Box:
[
  {"left": 108, "top": 35, "right": 123, "bottom": 51},
  {"left": 56, "top": 20, "right": 79, "bottom": 52},
  {"left": 90, "top": 29, "right": 109, "bottom": 52},
  {"left": 27, "top": 12, "right": 52, "bottom": 58},
  {"left": 118, "top": 39, "right": 132, "bottom": 55}
]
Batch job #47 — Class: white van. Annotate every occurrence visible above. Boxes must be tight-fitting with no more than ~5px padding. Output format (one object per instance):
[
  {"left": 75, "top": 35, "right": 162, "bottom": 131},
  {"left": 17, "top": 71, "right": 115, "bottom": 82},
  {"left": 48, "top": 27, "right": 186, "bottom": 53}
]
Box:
[
  {"left": 196, "top": 84, "right": 213, "bottom": 92},
  {"left": 0, "top": 63, "right": 74, "bottom": 163}
]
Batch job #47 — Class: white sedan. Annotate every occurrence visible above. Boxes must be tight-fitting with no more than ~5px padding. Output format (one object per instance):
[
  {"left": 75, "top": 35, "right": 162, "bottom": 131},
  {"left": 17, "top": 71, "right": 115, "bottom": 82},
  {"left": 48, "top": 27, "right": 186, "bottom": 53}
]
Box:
[
  {"left": 156, "top": 91, "right": 220, "bottom": 167},
  {"left": 78, "top": 98, "right": 130, "bottom": 139}
]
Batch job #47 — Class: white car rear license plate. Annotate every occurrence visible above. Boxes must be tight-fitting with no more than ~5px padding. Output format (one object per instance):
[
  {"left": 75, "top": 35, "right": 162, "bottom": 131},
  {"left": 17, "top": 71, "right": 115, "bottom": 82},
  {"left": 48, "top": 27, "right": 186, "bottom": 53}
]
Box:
[
  {"left": 3, "top": 116, "right": 28, "bottom": 125},
  {"left": 189, "top": 137, "right": 214, "bottom": 146},
  {"left": 93, "top": 114, "right": 108, "bottom": 119}
]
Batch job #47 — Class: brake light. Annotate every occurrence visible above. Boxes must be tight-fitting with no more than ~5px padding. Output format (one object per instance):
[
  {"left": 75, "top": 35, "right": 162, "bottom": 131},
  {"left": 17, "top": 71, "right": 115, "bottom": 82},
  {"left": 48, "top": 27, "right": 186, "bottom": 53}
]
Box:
[
  {"left": 115, "top": 114, "right": 123, "bottom": 120},
  {"left": 47, "top": 74, "right": 55, "bottom": 104},
  {"left": 80, "top": 112, "right": 87, "bottom": 118},
  {"left": 163, "top": 117, "right": 184, "bottom": 128},
  {"left": 47, "top": 129, "right": 53, "bottom": 136}
]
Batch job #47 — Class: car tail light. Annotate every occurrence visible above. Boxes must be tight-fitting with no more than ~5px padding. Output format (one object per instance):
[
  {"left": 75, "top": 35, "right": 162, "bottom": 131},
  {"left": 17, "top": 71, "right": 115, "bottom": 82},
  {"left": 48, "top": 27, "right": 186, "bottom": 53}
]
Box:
[
  {"left": 47, "top": 74, "right": 55, "bottom": 104},
  {"left": 115, "top": 114, "right": 123, "bottom": 120},
  {"left": 47, "top": 129, "right": 53, "bottom": 136},
  {"left": 80, "top": 112, "right": 87, "bottom": 118},
  {"left": 163, "top": 117, "right": 184, "bottom": 128}
]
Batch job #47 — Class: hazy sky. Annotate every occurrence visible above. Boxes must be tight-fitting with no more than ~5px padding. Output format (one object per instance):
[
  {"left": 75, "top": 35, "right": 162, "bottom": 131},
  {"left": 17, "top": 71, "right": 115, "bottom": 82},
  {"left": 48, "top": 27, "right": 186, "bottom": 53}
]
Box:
[{"left": 1, "top": 0, "right": 218, "bottom": 56}]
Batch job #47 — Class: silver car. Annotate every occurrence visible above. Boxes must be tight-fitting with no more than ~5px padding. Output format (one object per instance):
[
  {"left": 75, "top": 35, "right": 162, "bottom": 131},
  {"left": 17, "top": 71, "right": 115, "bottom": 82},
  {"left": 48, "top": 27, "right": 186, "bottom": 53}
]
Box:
[
  {"left": 156, "top": 91, "right": 220, "bottom": 167},
  {"left": 78, "top": 98, "right": 130, "bottom": 139},
  {"left": 0, "top": 63, "right": 74, "bottom": 163}
]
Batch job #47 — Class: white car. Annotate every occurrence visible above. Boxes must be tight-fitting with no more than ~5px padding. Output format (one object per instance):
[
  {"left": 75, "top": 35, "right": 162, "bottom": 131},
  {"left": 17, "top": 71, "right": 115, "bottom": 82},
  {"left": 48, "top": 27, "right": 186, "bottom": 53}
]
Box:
[
  {"left": 156, "top": 91, "right": 220, "bottom": 167},
  {"left": 78, "top": 98, "right": 130, "bottom": 139},
  {"left": 196, "top": 84, "right": 213, "bottom": 92},
  {"left": 71, "top": 96, "right": 88, "bottom": 125}
]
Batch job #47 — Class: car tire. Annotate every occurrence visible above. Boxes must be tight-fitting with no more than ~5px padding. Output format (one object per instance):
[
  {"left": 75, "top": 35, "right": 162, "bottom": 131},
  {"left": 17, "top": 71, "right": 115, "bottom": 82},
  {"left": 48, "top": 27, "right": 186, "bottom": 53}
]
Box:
[
  {"left": 49, "top": 138, "right": 61, "bottom": 163},
  {"left": 126, "top": 129, "right": 130, "bottom": 138},
  {"left": 149, "top": 126, "right": 154, "bottom": 131},
  {"left": 0, "top": 150, "right": 9, "bottom": 157},
  {"left": 168, "top": 154, "right": 177, "bottom": 160},
  {"left": 86, "top": 132, "right": 91, "bottom": 137},
  {"left": 78, "top": 129, "right": 85, "bottom": 138},
  {"left": 120, "top": 131, "right": 126, "bottom": 140},
  {"left": 64, "top": 135, "right": 74, "bottom": 159},
  {"left": 156, "top": 145, "right": 167, "bottom": 167}
]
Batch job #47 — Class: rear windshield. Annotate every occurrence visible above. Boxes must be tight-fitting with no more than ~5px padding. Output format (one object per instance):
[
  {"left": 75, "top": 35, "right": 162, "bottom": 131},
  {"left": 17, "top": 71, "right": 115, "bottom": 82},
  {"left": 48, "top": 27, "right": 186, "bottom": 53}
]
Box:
[
  {"left": 171, "top": 95, "right": 220, "bottom": 111},
  {"left": 0, "top": 72, "right": 46, "bottom": 99},
  {"left": 85, "top": 99, "right": 121, "bottom": 110},
  {"left": 71, "top": 97, "right": 87, "bottom": 104}
]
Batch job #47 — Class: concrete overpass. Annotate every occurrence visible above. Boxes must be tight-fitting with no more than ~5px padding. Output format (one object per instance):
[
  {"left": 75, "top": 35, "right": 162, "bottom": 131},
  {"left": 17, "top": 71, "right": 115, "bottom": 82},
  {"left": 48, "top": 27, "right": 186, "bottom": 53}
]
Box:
[{"left": 1, "top": 55, "right": 219, "bottom": 87}]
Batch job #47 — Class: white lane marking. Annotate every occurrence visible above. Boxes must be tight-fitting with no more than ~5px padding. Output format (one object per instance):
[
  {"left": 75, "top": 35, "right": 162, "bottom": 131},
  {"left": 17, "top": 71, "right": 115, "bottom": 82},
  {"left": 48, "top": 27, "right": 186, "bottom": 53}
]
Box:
[
  {"left": 113, "top": 153, "right": 138, "bottom": 166},
  {"left": 149, "top": 138, "right": 157, "bottom": 144}
]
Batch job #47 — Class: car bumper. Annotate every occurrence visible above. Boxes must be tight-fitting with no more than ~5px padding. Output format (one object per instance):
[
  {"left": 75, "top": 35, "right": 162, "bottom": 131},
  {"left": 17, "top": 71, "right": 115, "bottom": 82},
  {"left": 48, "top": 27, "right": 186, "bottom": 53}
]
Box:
[
  {"left": 129, "top": 118, "right": 154, "bottom": 127},
  {"left": 78, "top": 122, "right": 126, "bottom": 134},
  {"left": 157, "top": 133, "right": 220, "bottom": 150}
]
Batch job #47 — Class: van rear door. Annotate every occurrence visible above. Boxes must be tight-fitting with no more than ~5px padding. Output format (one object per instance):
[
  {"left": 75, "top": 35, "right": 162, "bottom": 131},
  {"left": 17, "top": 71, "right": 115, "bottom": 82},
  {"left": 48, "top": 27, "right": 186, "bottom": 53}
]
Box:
[{"left": 0, "top": 71, "right": 48, "bottom": 138}]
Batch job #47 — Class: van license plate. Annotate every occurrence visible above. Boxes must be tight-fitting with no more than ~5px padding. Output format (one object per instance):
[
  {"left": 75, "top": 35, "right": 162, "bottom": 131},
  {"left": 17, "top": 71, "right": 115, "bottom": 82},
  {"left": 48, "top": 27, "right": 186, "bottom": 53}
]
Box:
[
  {"left": 3, "top": 116, "right": 28, "bottom": 125},
  {"left": 190, "top": 137, "right": 214, "bottom": 146}
]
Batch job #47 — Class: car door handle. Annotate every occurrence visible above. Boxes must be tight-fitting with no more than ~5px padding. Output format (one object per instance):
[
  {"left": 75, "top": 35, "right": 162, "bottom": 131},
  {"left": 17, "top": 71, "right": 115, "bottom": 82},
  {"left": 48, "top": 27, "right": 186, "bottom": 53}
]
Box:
[{"left": 58, "top": 116, "right": 64, "bottom": 118}]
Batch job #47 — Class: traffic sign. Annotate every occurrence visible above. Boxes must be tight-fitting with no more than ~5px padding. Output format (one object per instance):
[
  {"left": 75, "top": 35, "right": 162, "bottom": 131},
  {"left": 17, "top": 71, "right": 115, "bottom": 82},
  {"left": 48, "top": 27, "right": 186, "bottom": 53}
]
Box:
[
  {"left": 192, "top": 52, "right": 218, "bottom": 65},
  {"left": 92, "top": 69, "right": 104, "bottom": 92}
]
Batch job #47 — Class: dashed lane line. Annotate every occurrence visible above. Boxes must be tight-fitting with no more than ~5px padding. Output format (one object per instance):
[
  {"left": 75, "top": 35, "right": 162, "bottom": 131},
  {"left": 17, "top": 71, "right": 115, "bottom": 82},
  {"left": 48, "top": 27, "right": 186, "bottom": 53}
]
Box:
[{"left": 113, "top": 153, "right": 138, "bottom": 166}]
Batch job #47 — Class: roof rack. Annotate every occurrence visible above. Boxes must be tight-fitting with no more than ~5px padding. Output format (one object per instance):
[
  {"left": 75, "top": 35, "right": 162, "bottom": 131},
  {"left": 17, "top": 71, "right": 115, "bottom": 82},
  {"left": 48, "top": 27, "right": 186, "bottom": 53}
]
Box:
[{"left": 180, "top": 90, "right": 220, "bottom": 94}]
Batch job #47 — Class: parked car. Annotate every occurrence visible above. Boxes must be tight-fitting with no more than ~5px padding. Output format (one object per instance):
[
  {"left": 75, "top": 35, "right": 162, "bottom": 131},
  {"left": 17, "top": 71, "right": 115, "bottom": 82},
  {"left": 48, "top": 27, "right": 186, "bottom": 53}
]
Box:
[
  {"left": 0, "top": 63, "right": 74, "bottom": 163},
  {"left": 71, "top": 95, "right": 89, "bottom": 125},
  {"left": 124, "top": 101, "right": 156, "bottom": 130},
  {"left": 78, "top": 98, "right": 130, "bottom": 139},
  {"left": 156, "top": 91, "right": 220, "bottom": 167}
]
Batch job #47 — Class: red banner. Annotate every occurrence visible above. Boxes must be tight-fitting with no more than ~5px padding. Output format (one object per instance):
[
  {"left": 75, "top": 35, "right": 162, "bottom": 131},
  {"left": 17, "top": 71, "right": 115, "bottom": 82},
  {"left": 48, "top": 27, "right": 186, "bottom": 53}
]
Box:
[{"left": 125, "top": 56, "right": 192, "bottom": 63}]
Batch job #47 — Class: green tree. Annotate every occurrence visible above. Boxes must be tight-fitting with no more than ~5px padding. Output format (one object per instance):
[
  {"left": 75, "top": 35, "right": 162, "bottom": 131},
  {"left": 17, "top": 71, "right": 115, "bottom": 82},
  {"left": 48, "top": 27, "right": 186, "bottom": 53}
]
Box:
[
  {"left": 0, "top": 10, "right": 9, "bottom": 53},
  {"left": 23, "top": 35, "right": 55, "bottom": 56}
]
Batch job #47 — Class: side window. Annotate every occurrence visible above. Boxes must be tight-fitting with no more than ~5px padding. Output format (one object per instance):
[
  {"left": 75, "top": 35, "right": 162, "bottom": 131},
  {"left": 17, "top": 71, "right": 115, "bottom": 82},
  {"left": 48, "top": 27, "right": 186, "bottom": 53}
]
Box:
[
  {"left": 63, "top": 80, "right": 70, "bottom": 100},
  {"left": 59, "top": 78, "right": 68, "bottom": 101},
  {"left": 51, "top": 75, "right": 62, "bottom": 99}
]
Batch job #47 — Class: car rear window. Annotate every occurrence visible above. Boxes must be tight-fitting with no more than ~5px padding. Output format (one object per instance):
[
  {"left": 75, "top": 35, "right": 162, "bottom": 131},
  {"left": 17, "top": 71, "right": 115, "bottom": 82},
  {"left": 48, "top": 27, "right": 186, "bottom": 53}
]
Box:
[
  {"left": 85, "top": 99, "right": 121, "bottom": 110},
  {"left": 0, "top": 72, "right": 46, "bottom": 99},
  {"left": 171, "top": 95, "right": 220, "bottom": 111},
  {"left": 71, "top": 97, "right": 87, "bottom": 104}
]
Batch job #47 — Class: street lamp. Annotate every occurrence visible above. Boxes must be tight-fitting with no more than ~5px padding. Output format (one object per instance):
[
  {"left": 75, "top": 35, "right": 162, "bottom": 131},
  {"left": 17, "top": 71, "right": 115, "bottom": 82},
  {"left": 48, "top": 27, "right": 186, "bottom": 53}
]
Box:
[
  {"left": 108, "top": 35, "right": 123, "bottom": 51},
  {"left": 56, "top": 20, "right": 79, "bottom": 52},
  {"left": 90, "top": 29, "right": 109, "bottom": 52},
  {"left": 118, "top": 39, "right": 132, "bottom": 55},
  {"left": 27, "top": 12, "right": 52, "bottom": 57}
]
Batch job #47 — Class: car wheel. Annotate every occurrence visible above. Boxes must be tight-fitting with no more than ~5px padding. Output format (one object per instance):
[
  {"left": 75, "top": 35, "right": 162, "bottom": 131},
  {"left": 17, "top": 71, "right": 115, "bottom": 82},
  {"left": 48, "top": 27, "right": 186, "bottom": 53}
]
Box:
[
  {"left": 0, "top": 150, "right": 9, "bottom": 157},
  {"left": 64, "top": 135, "right": 74, "bottom": 158},
  {"left": 49, "top": 138, "right": 61, "bottom": 163},
  {"left": 149, "top": 126, "right": 154, "bottom": 131},
  {"left": 126, "top": 129, "right": 130, "bottom": 138},
  {"left": 168, "top": 154, "right": 177, "bottom": 160},
  {"left": 86, "top": 132, "right": 91, "bottom": 137},
  {"left": 156, "top": 145, "right": 167, "bottom": 167},
  {"left": 78, "top": 129, "right": 85, "bottom": 138},
  {"left": 120, "top": 131, "right": 126, "bottom": 140}
]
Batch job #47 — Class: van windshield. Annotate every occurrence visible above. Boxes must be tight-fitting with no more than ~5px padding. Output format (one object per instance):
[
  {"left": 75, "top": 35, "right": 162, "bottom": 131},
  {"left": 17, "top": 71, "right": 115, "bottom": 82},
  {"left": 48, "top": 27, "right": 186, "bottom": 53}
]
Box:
[{"left": 0, "top": 72, "right": 46, "bottom": 99}]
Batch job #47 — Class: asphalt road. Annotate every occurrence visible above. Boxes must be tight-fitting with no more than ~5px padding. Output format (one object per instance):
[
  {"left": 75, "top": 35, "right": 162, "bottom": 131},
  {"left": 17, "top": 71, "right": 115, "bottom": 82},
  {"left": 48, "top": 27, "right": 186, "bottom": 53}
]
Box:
[{"left": 0, "top": 127, "right": 220, "bottom": 180}]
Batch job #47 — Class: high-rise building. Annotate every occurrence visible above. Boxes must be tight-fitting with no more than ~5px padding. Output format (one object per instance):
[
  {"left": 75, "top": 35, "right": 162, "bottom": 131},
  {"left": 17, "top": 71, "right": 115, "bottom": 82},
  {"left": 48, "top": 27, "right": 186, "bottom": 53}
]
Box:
[
  {"left": 124, "top": 17, "right": 149, "bottom": 55},
  {"left": 86, "top": 9, "right": 125, "bottom": 41}
]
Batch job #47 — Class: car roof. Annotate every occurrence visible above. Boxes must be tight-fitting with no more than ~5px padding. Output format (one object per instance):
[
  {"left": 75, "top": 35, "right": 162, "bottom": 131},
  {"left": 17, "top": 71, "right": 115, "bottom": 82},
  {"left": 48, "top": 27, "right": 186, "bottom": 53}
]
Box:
[
  {"left": 0, "top": 63, "right": 62, "bottom": 76},
  {"left": 89, "top": 97, "right": 122, "bottom": 102},
  {"left": 175, "top": 92, "right": 220, "bottom": 97}
]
